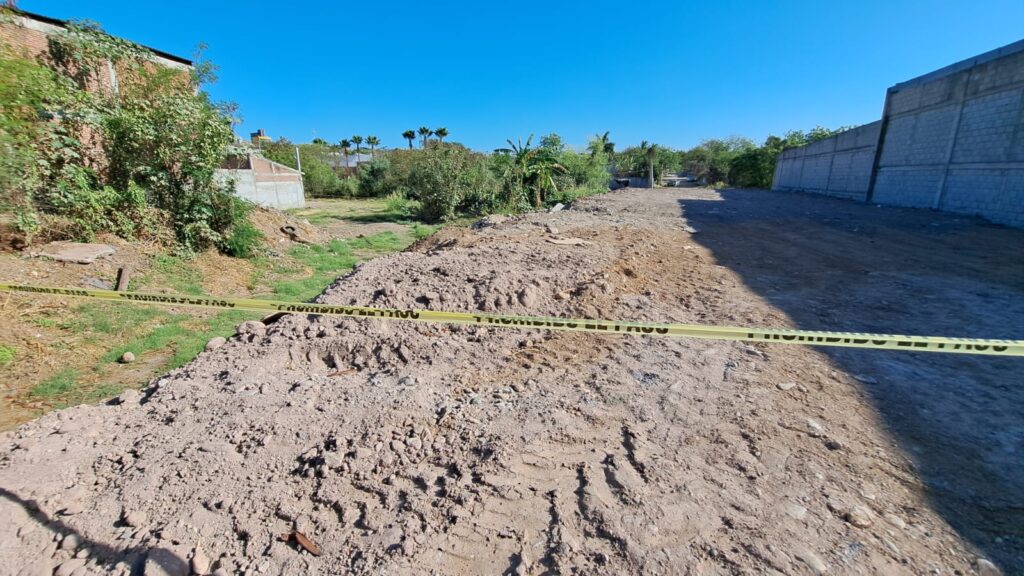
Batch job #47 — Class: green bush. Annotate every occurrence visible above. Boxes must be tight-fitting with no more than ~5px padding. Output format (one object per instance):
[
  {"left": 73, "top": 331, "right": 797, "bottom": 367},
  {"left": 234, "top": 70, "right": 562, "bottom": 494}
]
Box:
[
  {"left": 410, "top": 147, "right": 498, "bottom": 222},
  {"left": 220, "top": 198, "right": 264, "bottom": 258},
  {"left": 357, "top": 157, "right": 394, "bottom": 198},
  {"left": 1, "top": 18, "right": 242, "bottom": 252}
]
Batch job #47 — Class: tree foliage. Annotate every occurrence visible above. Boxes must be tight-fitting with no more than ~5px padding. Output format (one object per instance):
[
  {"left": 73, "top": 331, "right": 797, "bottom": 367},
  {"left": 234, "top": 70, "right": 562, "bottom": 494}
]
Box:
[{"left": 0, "top": 16, "right": 246, "bottom": 252}]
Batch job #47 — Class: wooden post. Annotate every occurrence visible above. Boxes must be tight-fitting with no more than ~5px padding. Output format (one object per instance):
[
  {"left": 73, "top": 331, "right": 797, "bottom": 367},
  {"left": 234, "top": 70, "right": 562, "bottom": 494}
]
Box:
[{"left": 115, "top": 267, "right": 131, "bottom": 291}]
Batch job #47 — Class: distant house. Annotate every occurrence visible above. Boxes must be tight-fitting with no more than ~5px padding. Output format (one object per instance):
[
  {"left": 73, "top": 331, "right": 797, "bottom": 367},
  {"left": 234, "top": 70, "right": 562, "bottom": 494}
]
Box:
[{"left": 329, "top": 151, "right": 374, "bottom": 175}]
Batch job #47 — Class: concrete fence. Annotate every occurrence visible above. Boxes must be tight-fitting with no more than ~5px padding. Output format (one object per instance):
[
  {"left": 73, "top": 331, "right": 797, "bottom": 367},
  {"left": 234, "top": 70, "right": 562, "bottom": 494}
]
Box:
[
  {"left": 772, "top": 122, "right": 881, "bottom": 201},
  {"left": 773, "top": 40, "right": 1024, "bottom": 229},
  {"left": 215, "top": 154, "right": 305, "bottom": 210}
]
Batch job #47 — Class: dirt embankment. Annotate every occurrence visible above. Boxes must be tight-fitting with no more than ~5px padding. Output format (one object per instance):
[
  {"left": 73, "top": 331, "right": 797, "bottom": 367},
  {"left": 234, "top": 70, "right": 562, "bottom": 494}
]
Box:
[{"left": 0, "top": 188, "right": 1020, "bottom": 575}]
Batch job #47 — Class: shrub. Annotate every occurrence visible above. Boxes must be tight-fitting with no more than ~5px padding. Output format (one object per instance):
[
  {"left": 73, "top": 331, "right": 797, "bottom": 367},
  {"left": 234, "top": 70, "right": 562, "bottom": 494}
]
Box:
[
  {"left": 385, "top": 191, "right": 419, "bottom": 218},
  {"left": 220, "top": 198, "right": 263, "bottom": 258},
  {"left": 357, "top": 157, "right": 394, "bottom": 198},
  {"left": 411, "top": 147, "right": 497, "bottom": 222},
  {"left": 1, "top": 18, "right": 242, "bottom": 253}
]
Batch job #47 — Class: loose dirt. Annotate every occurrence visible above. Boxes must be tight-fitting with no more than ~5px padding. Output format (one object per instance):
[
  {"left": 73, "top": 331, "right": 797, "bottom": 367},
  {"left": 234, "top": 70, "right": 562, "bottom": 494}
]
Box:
[{"left": 0, "top": 188, "right": 1021, "bottom": 575}]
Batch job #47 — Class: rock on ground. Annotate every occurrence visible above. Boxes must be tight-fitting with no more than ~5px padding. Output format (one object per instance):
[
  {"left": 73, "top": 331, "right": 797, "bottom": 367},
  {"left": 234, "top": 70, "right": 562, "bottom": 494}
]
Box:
[{"left": 0, "top": 188, "right": 1019, "bottom": 574}]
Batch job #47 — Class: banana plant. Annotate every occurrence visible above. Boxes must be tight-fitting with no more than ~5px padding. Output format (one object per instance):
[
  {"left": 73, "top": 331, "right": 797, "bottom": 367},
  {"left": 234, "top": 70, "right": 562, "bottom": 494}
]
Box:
[{"left": 495, "top": 135, "right": 566, "bottom": 208}]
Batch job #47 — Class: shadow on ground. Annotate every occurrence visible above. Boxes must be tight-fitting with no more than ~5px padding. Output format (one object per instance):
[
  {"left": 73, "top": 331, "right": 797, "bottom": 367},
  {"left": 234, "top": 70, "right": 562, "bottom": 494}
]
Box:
[
  {"left": 0, "top": 486, "right": 187, "bottom": 574},
  {"left": 677, "top": 188, "right": 1024, "bottom": 571}
]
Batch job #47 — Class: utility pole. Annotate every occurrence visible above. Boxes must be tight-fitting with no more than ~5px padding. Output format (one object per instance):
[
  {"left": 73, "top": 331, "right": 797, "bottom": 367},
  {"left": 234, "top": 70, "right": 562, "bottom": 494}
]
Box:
[
  {"left": 647, "top": 144, "right": 656, "bottom": 188},
  {"left": 294, "top": 146, "right": 302, "bottom": 173}
]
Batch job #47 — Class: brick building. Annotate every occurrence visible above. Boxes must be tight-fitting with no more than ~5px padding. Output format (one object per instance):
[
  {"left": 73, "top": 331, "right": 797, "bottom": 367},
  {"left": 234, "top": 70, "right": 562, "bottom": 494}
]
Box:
[
  {"left": 1, "top": 9, "right": 305, "bottom": 209},
  {"left": 0, "top": 8, "right": 193, "bottom": 92},
  {"left": 772, "top": 40, "right": 1024, "bottom": 229}
]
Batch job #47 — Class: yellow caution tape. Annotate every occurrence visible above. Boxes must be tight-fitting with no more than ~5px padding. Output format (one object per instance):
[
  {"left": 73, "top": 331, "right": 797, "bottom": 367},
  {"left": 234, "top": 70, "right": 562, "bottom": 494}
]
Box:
[{"left": 1, "top": 283, "right": 1021, "bottom": 357}]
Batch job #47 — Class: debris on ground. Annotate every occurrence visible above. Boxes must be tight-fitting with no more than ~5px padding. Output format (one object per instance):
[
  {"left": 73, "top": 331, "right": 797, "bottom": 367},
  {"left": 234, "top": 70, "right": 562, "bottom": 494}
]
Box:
[
  {"left": 35, "top": 242, "right": 116, "bottom": 264},
  {"left": 0, "top": 188, "right": 1021, "bottom": 574}
]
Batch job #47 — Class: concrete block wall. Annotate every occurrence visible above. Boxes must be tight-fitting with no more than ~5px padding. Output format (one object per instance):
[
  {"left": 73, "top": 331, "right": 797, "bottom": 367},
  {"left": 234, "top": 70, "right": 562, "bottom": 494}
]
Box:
[
  {"left": 772, "top": 40, "right": 1024, "bottom": 229},
  {"left": 215, "top": 154, "right": 305, "bottom": 210},
  {"left": 772, "top": 121, "right": 881, "bottom": 201},
  {"left": 871, "top": 42, "right": 1024, "bottom": 228}
]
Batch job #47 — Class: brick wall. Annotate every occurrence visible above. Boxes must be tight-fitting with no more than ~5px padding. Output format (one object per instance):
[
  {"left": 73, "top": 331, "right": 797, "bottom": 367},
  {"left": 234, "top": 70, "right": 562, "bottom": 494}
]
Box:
[
  {"left": 772, "top": 40, "right": 1024, "bottom": 229},
  {"left": 771, "top": 121, "right": 881, "bottom": 201}
]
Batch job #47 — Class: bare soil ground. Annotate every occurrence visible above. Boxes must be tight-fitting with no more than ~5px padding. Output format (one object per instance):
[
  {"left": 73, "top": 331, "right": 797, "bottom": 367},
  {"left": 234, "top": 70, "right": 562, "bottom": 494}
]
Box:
[{"left": 0, "top": 187, "right": 1021, "bottom": 575}]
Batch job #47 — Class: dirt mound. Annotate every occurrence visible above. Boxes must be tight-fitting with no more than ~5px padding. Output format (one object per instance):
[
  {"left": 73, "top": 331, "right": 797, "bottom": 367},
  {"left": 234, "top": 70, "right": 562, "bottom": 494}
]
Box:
[
  {"left": 0, "top": 191, "right": 994, "bottom": 575},
  {"left": 247, "top": 206, "right": 325, "bottom": 250}
]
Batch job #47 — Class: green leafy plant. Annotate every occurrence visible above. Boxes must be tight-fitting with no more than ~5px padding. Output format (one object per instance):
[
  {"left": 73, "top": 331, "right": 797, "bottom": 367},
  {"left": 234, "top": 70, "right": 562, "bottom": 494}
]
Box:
[{"left": 0, "top": 344, "right": 14, "bottom": 366}]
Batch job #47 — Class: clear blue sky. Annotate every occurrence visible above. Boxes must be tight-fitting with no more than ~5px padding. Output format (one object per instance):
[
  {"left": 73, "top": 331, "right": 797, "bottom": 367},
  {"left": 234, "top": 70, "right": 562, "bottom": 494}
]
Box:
[{"left": 22, "top": 0, "right": 1024, "bottom": 151}]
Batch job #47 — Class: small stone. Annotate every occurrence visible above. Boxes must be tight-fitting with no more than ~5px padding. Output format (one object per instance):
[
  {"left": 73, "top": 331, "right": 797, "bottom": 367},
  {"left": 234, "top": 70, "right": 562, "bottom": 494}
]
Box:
[
  {"left": 405, "top": 437, "right": 423, "bottom": 450},
  {"left": 517, "top": 285, "right": 539, "bottom": 308},
  {"left": 322, "top": 452, "right": 344, "bottom": 469},
  {"left": 60, "top": 534, "right": 81, "bottom": 551},
  {"left": 145, "top": 548, "right": 188, "bottom": 576},
  {"left": 548, "top": 203, "right": 565, "bottom": 213},
  {"left": 683, "top": 225, "right": 698, "bottom": 234},
  {"left": 545, "top": 225, "right": 559, "bottom": 235},
  {"left": 119, "top": 351, "right": 136, "bottom": 364},
  {"left": 74, "top": 548, "right": 88, "bottom": 559},
  {"left": 793, "top": 546, "right": 827, "bottom": 574},
  {"left": 123, "top": 510, "right": 147, "bottom": 528},
  {"left": 398, "top": 376, "right": 415, "bottom": 387},
  {"left": 117, "top": 389, "right": 140, "bottom": 405},
  {"left": 806, "top": 418, "right": 825, "bottom": 437},
  {"left": 784, "top": 503, "right": 807, "bottom": 520},
  {"left": 976, "top": 558, "right": 1001, "bottom": 576},
  {"left": 844, "top": 505, "right": 874, "bottom": 528},
  {"left": 236, "top": 321, "right": 266, "bottom": 337},
  {"left": 55, "top": 559, "right": 87, "bottom": 576},
  {"left": 205, "top": 337, "right": 226, "bottom": 352},
  {"left": 883, "top": 513, "right": 906, "bottom": 530},
  {"left": 824, "top": 438, "right": 843, "bottom": 451},
  {"left": 389, "top": 440, "right": 404, "bottom": 453},
  {"left": 776, "top": 382, "right": 796, "bottom": 391},
  {"left": 191, "top": 547, "right": 211, "bottom": 575}
]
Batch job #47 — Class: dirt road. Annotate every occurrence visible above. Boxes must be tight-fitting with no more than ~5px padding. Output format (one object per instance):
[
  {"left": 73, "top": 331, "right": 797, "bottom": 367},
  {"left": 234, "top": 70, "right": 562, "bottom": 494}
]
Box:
[{"left": 0, "top": 187, "right": 1021, "bottom": 575}]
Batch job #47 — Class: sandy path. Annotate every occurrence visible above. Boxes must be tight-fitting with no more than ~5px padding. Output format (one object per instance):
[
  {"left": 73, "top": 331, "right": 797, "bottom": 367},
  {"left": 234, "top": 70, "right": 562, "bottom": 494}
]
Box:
[{"left": 0, "top": 188, "right": 1020, "bottom": 575}]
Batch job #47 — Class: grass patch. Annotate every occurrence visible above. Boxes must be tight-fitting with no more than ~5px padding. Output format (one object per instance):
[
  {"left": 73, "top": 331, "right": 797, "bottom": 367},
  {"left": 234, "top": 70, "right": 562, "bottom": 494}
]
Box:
[
  {"left": 31, "top": 368, "right": 79, "bottom": 398},
  {"left": 60, "top": 302, "right": 165, "bottom": 335},
  {"left": 0, "top": 345, "right": 14, "bottom": 366},
  {"left": 141, "top": 254, "right": 204, "bottom": 295},
  {"left": 102, "top": 309, "right": 258, "bottom": 369},
  {"left": 270, "top": 239, "right": 359, "bottom": 301},
  {"left": 348, "top": 231, "right": 407, "bottom": 252},
  {"left": 411, "top": 223, "right": 439, "bottom": 240}
]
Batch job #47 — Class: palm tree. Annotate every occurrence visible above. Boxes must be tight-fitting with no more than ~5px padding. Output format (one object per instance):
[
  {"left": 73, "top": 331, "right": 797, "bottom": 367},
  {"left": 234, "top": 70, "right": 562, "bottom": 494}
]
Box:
[
  {"left": 402, "top": 130, "right": 416, "bottom": 149},
  {"left": 366, "top": 136, "right": 380, "bottom": 159},
  {"left": 339, "top": 139, "right": 352, "bottom": 171},
  {"left": 590, "top": 131, "right": 614, "bottom": 157},
  {"left": 417, "top": 126, "right": 432, "bottom": 148},
  {"left": 640, "top": 141, "right": 657, "bottom": 188},
  {"left": 351, "top": 135, "right": 364, "bottom": 156},
  {"left": 434, "top": 127, "right": 449, "bottom": 144}
]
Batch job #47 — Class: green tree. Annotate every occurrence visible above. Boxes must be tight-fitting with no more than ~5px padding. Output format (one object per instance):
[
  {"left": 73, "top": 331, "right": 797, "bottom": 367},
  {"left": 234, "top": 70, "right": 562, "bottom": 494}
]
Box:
[
  {"left": 339, "top": 139, "right": 352, "bottom": 170},
  {"left": 366, "top": 135, "right": 380, "bottom": 158},
  {"left": 351, "top": 135, "right": 364, "bottom": 155},
  {"left": 588, "top": 131, "right": 615, "bottom": 158},
  {"left": 434, "top": 127, "right": 448, "bottom": 143},
  {"left": 494, "top": 135, "right": 566, "bottom": 208},
  {"left": 402, "top": 130, "right": 416, "bottom": 149},
  {"left": 417, "top": 126, "right": 432, "bottom": 147}
]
